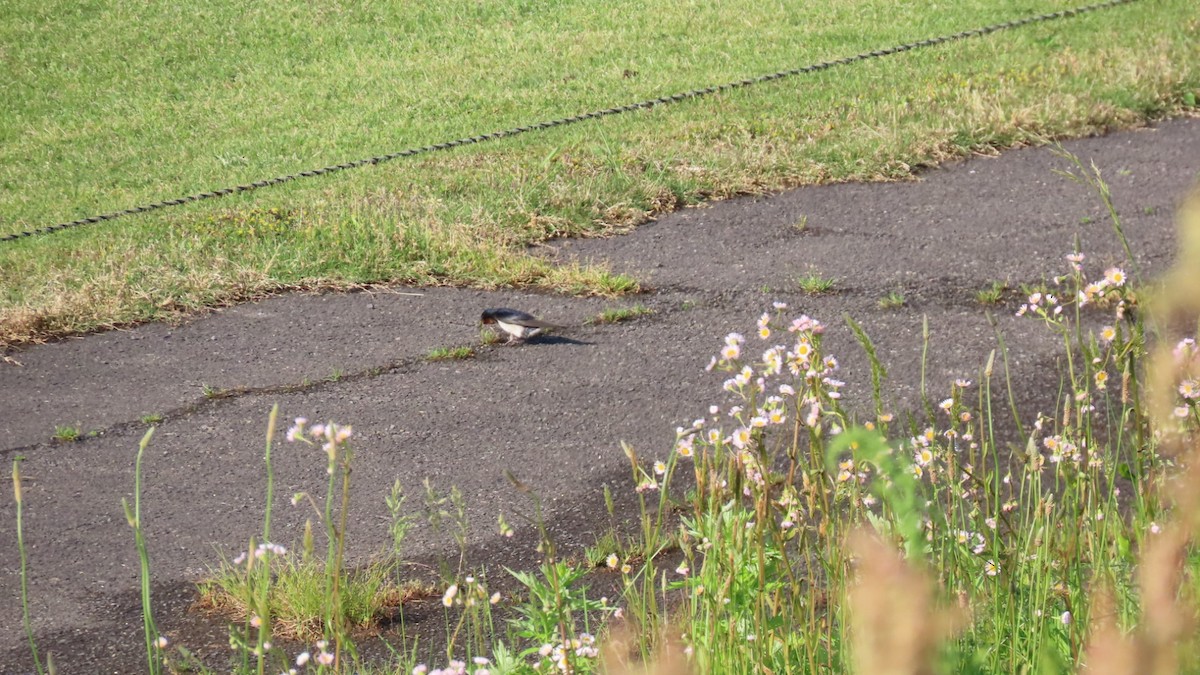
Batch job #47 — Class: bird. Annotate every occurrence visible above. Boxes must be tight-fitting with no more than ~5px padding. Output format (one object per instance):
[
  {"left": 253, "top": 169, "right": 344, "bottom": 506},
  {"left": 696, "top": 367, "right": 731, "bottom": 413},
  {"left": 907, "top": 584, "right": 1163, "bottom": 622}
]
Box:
[{"left": 480, "top": 308, "right": 565, "bottom": 344}]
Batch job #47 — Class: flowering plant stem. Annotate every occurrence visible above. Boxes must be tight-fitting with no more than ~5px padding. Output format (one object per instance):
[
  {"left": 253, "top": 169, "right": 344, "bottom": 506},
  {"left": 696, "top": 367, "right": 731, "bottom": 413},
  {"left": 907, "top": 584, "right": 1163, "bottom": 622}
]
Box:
[
  {"left": 121, "top": 428, "right": 163, "bottom": 675},
  {"left": 13, "top": 457, "right": 46, "bottom": 675}
]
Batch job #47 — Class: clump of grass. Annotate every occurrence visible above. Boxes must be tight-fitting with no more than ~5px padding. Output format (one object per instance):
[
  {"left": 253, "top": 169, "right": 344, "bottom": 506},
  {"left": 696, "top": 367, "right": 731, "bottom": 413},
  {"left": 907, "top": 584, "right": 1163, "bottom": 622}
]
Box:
[
  {"left": 197, "top": 207, "right": 303, "bottom": 242},
  {"left": 796, "top": 272, "right": 836, "bottom": 294},
  {"left": 51, "top": 424, "right": 80, "bottom": 442},
  {"left": 479, "top": 328, "right": 502, "bottom": 346},
  {"left": 584, "top": 529, "right": 628, "bottom": 569},
  {"left": 878, "top": 289, "right": 906, "bottom": 309},
  {"left": 426, "top": 346, "right": 475, "bottom": 361},
  {"left": 198, "top": 551, "right": 409, "bottom": 640},
  {"left": 195, "top": 412, "right": 414, "bottom": 669},
  {"left": 975, "top": 280, "right": 1009, "bottom": 305},
  {"left": 140, "top": 413, "right": 163, "bottom": 426},
  {"left": 588, "top": 304, "right": 652, "bottom": 325}
]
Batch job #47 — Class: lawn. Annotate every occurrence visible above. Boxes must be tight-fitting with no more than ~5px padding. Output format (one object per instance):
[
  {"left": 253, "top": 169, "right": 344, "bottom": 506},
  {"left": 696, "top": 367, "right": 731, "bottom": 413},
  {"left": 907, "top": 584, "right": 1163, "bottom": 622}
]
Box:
[{"left": 1, "top": 0, "right": 1196, "bottom": 348}]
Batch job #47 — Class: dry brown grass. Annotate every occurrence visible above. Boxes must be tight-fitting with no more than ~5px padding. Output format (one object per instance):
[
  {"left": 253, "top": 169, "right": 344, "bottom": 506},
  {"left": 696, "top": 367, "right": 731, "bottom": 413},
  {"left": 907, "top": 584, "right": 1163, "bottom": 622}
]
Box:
[{"left": 846, "top": 530, "right": 964, "bottom": 675}]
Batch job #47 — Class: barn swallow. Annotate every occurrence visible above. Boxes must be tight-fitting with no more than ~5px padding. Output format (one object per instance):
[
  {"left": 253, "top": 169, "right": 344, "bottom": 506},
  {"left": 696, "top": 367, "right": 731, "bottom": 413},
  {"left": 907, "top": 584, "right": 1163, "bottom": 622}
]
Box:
[{"left": 480, "top": 308, "right": 565, "bottom": 344}]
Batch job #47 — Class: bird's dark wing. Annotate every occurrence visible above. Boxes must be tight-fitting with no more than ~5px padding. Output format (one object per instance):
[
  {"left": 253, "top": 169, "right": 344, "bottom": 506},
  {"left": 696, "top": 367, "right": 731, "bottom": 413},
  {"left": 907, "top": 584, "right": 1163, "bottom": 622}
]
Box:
[
  {"left": 521, "top": 318, "right": 566, "bottom": 329},
  {"left": 488, "top": 308, "right": 565, "bottom": 329}
]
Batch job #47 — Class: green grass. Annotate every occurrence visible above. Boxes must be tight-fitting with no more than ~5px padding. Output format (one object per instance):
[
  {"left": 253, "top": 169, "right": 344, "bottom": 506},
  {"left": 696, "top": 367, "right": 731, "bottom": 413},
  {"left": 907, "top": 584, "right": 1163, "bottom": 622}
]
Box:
[
  {"left": 975, "top": 280, "right": 1009, "bottom": 304},
  {"left": 198, "top": 555, "right": 410, "bottom": 641},
  {"left": 587, "top": 304, "right": 653, "bottom": 324},
  {"left": 426, "top": 345, "right": 476, "bottom": 361},
  {"left": 140, "top": 413, "right": 163, "bottom": 426},
  {"left": 796, "top": 272, "right": 837, "bottom": 294},
  {"left": 878, "top": 290, "right": 907, "bottom": 309},
  {"left": 51, "top": 424, "right": 80, "bottom": 443},
  {"left": 1, "top": 0, "right": 1198, "bottom": 348}
]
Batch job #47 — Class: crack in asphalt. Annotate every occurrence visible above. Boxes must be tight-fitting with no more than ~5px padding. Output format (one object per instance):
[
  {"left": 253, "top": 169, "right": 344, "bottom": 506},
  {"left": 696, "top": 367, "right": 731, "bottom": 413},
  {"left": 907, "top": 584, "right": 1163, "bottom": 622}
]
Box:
[
  {"left": 0, "top": 279, "right": 1130, "bottom": 460},
  {"left": 1, "top": 312, "right": 676, "bottom": 457}
]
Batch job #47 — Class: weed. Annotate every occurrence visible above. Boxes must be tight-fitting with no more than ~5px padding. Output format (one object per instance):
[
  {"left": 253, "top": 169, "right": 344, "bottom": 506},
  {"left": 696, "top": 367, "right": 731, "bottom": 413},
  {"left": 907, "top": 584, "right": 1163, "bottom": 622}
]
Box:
[
  {"left": 12, "top": 457, "right": 46, "bottom": 674},
  {"left": 791, "top": 215, "right": 809, "bottom": 232},
  {"left": 140, "top": 413, "right": 163, "bottom": 426},
  {"left": 199, "top": 553, "right": 407, "bottom": 641},
  {"left": 584, "top": 529, "right": 628, "bottom": 568},
  {"left": 588, "top": 304, "right": 652, "bottom": 325},
  {"left": 52, "top": 425, "right": 80, "bottom": 442},
  {"left": 975, "top": 280, "right": 1008, "bottom": 305},
  {"left": 795, "top": 272, "right": 837, "bottom": 294},
  {"left": 427, "top": 346, "right": 476, "bottom": 361},
  {"left": 878, "top": 290, "right": 906, "bottom": 309},
  {"left": 201, "top": 384, "right": 223, "bottom": 399},
  {"left": 479, "top": 328, "right": 502, "bottom": 346},
  {"left": 121, "top": 429, "right": 166, "bottom": 674}
]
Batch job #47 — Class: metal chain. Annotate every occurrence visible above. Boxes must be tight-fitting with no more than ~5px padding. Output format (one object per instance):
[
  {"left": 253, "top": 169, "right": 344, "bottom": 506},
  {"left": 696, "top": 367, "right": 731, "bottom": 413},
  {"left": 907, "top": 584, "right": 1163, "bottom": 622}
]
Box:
[{"left": 1, "top": 0, "right": 1138, "bottom": 244}]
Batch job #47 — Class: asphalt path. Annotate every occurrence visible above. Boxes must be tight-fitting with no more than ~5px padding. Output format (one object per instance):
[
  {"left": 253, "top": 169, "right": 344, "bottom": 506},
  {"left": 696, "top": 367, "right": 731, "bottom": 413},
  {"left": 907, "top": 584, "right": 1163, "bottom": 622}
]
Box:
[{"left": 1, "top": 117, "right": 1198, "bottom": 672}]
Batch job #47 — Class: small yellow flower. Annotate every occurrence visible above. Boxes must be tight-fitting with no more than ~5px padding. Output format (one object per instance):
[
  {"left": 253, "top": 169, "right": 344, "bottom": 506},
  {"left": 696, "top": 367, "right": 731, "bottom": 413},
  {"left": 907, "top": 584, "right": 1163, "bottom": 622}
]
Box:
[
  {"left": 442, "top": 584, "right": 459, "bottom": 607},
  {"left": 795, "top": 341, "right": 813, "bottom": 360}
]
